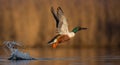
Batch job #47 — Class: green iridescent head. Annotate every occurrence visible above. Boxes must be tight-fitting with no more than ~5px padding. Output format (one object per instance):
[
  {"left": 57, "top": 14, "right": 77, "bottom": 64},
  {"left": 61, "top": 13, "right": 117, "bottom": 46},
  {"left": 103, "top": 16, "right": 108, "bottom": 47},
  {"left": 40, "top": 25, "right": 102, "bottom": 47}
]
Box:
[{"left": 72, "top": 26, "right": 87, "bottom": 33}]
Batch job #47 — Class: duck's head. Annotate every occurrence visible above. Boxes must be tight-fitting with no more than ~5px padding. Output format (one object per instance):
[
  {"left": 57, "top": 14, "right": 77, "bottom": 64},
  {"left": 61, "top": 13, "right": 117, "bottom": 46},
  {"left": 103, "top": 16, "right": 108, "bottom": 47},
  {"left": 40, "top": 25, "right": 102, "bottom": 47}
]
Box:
[{"left": 72, "top": 26, "right": 87, "bottom": 33}]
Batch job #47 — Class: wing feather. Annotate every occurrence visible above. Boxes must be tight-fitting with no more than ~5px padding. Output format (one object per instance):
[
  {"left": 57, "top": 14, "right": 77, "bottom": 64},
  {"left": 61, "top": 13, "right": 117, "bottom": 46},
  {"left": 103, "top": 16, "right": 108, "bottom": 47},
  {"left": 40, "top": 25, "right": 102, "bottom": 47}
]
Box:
[
  {"left": 51, "top": 7, "right": 69, "bottom": 34},
  {"left": 51, "top": 7, "right": 59, "bottom": 28},
  {"left": 57, "top": 7, "right": 69, "bottom": 34}
]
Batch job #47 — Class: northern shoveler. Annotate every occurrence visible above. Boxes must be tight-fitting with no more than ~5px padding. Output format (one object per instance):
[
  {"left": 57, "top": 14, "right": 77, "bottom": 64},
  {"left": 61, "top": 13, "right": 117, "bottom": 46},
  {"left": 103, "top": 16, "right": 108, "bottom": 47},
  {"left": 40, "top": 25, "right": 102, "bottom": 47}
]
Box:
[{"left": 48, "top": 7, "right": 87, "bottom": 48}]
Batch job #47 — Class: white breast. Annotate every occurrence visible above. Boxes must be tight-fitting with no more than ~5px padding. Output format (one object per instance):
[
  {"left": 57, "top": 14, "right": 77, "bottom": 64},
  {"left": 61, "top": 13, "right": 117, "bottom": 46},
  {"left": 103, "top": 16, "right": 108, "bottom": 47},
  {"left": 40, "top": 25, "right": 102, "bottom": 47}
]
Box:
[{"left": 68, "top": 32, "right": 75, "bottom": 38}]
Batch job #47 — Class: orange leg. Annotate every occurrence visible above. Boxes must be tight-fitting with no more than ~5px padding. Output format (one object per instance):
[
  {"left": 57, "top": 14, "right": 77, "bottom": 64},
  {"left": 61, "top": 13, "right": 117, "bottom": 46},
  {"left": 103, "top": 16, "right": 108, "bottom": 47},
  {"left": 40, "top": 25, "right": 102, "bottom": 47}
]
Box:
[{"left": 52, "top": 43, "right": 58, "bottom": 48}]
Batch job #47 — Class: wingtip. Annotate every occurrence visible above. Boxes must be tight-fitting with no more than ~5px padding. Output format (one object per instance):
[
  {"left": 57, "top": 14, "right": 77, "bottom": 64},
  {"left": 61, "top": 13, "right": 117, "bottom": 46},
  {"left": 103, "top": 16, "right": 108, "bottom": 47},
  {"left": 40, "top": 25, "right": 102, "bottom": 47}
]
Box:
[
  {"left": 51, "top": 6, "right": 54, "bottom": 11},
  {"left": 57, "top": 6, "right": 64, "bottom": 13},
  {"left": 57, "top": 6, "right": 61, "bottom": 9}
]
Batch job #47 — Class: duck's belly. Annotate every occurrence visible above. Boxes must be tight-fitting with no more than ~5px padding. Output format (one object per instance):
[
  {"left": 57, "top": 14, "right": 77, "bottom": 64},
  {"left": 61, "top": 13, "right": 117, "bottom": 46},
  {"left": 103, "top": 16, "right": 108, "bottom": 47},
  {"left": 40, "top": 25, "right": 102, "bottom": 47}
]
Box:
[{"left": 57, "top": 35, "right": 70, "bottom": 43}]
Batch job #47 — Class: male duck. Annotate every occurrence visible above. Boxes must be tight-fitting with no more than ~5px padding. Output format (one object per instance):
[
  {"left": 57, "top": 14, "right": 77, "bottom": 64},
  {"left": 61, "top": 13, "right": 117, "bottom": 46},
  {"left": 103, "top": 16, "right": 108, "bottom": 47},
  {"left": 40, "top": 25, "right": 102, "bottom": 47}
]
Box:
[{"left": 48, "top": 7, "right": 87, "bottom": 48}]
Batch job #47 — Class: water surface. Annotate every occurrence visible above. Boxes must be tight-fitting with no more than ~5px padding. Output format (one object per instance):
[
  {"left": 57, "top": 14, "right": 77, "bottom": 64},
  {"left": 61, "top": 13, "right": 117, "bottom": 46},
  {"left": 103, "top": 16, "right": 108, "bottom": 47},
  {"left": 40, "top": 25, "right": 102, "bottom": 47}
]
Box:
[{"left": 0, "top": 48, "right": 120, "bottom": 65}]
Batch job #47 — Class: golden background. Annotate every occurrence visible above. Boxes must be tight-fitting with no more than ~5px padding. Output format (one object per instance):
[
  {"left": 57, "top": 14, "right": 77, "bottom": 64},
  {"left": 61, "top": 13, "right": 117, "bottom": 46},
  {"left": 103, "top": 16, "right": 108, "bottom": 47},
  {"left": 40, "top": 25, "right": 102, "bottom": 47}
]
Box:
[{"left": 0, "top": 0, "right": 120, "bottom": 48}]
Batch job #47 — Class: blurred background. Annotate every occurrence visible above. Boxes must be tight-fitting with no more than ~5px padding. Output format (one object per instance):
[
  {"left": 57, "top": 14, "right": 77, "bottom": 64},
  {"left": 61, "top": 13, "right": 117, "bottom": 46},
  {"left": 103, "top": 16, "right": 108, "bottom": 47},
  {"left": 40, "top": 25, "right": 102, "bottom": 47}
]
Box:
[
  {"left": 0, "top": 0, "right": 120, "bottom": 48},
  {"left": 0, "top": 0, "right": 120, "bottom": 65}
]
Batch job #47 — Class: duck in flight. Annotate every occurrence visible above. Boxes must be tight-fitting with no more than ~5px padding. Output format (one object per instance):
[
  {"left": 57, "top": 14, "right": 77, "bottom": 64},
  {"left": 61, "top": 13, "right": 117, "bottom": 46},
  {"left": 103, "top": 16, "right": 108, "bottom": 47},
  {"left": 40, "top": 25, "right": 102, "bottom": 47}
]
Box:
[{"left": 48, "top": 7, "right": 87, "bottom": 48}]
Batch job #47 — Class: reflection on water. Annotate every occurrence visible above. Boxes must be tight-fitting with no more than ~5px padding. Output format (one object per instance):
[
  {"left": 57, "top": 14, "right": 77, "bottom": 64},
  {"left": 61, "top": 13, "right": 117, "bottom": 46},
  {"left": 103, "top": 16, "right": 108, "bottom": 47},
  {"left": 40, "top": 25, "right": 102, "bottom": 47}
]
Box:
[{"left": 0, "top": 48, "right": 120, "bottom": 65}]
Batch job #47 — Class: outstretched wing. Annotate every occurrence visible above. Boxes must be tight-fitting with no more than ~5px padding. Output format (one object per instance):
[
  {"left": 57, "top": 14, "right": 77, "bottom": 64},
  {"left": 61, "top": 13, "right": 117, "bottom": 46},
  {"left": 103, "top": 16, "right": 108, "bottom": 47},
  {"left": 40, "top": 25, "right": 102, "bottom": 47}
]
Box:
[
  {"left": 51, "top": 7, "right": 59, "bottom": 28},
  {"left": 51, "top": 7, "right": 69, "bottom": 34},
  {"left": 57, "top": 7, "right": 69, "bottom": 34}
]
